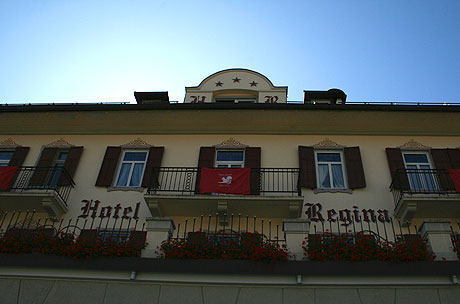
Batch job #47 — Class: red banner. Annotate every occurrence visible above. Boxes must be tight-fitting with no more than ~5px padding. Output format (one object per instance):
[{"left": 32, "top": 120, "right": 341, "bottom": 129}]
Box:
[
  {"left": 0, "top": 166, "right": 19, "bottom": 191},
  {"left": 200, "top": 168, "right": 251, "bottom": 195},
  {"left": 448, "top": 169, "right": 460, "bottom": 192}
]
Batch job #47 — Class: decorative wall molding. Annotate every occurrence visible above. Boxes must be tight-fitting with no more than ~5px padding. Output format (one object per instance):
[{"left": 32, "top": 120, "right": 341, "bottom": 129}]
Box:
[
  {"left": 122, "top": 138, "right": 152, "bottom": 147},
  {"left": 214, "top": 137, "right": 248, "bottom": 148},
  {"left": 313, "top": 138, "right": 344, "bottom": 148},
  {"left": 0, "top": 138, "right": 19, "bottom": 147},
  {"left": 46, "top": 138, "right": 74, "bottom": 147},
  {"left": 399, "top": 139, "right": 430, "bottom": 149}
]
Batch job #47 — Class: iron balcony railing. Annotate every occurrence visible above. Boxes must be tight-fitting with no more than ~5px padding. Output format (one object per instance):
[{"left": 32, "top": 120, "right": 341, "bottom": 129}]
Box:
[
  {"left": 146, "top": 167, "right": 301, "bottom": 196},
  {"left": 390, "top": 169, "right": 459, "bottom": 207},
  {"left": 7, "top": 166, "right": 75, "bottom": 206},
  {"left": 172, "top": 213, "right": 286, "bottom": 244}
]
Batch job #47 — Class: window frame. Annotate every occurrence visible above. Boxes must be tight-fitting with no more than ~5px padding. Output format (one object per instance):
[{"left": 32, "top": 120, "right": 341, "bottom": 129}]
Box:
[
  {"left": 114, "top": 149, "right": 149, "bottom": 188},
  {"left": 314, "top": 150, "right": 348, "bottom": 190},
  {"left": 47, "top": 149, "right": 69, "bottom": 187},
  {"left": 401, "top": 150, "right": 434, "bottom": 170},
  {"left": 214, "top": 149, "right": 245, "bottom": 169},
  {"left": 401, "top": 150, "right": 438, "bottom": 191}
]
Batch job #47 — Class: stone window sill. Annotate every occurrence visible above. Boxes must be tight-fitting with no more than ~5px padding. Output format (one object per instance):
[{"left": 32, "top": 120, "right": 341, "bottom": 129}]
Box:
[{"left": 107, "top": 187, "right": 144, "bottom": 192}]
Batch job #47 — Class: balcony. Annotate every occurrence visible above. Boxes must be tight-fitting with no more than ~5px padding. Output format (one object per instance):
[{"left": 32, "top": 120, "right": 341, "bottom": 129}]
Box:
[
  {"left": 144, "top": 167, "right": 303, "bottom": 219},
  {"left": 0, "top": 166, "right": 74, "bottom": 219},
  {"left": 390, "top": 169, "right": 460, "bottom": 222}
]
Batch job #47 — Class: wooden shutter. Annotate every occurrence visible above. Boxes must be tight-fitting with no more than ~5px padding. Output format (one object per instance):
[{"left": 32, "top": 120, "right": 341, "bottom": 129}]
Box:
[
  {"left": 245, "top": 147, "right": 261, "bottom": 195},
  {"left": 195, "top": 147, "right": 215, "bottom": 194},
  {"left": 8, "top": 147, "right": 29, "bottom": 166},
  {"left": 431, "top": 149, "right": 451, "bottom": 169},
  {"left": 385, "top": 148, "right": 409, "bottom": 190},
  {"left": 58, "top": 146, "right": 83, "bottom": 186},
  {"left": 8, "top": 147, "right": 30, "bottom": 186},
  {"left": 141, "top": 147, "right": 164, "bottom": 188},
  {"left": 29, "top": 147, "right": 58, "bottom": 187},
  {"left": 448, "top": 149, "right": 460, "bottom": 169},
  {"left": 95, "top": 147, "right": 122, "bottom": 187},
  {"left": 344, "top": 147, "right": 366, "bottom": 189},
  {"left": 431, "top": 148, "right": 456, "bottom": 190},
  {"left": 298, "top": 146, "right": 316, "bottom": 189}
]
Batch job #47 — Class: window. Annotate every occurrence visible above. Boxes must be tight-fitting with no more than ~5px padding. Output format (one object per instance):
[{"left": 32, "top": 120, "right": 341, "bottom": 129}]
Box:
[
  {"left": 99, "top": 230, "right": 131, "bottom": 243},
  {"left": 115, "top": 151, "right": 148, "bottom": 187},
  {"left": 0, "top": 151, "right": 14, "bottom": 167},
  {"left": 215, "top": 150, "right": 244, "bottom": 168},
  {"left": 402, "top": 152, "right": 437, "bottom": 191},
  {"left": 48, "top": 150, "right": 68, "bottom": 187},
  {"left": 315, "top": 151, "right": 346, "bottom": 189}
]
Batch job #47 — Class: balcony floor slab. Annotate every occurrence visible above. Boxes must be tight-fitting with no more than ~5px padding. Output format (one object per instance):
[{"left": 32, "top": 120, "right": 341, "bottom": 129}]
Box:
[{"left": 145, "top": 194, "right": 304, "bottom": 218}]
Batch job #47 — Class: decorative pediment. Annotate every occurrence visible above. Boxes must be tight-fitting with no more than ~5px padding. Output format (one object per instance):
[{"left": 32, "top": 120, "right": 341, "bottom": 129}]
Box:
[
  {"left": 399, "top": 139, "right": 430, "bottom": 149},
  {"left": 313, "top": 138, "right": 344, "bottom": 148},
  {"left": 122, "top": 138, "right": 152, "bottom": 147},
  {"left": 45, "top": 138, "right": 74, "bottom": 147},
  {"left": 0, "top": 138, "right": 19, "bottom": 147},
  {"left": 214, "top": 137, "right": 248, "bottom": 148}
]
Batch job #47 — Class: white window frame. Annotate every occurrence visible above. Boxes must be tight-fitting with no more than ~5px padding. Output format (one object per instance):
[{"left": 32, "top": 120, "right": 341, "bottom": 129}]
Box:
[
  {"left": 315, "top": 150, "right": 347, "bottom": 190},
  {"left": 48, "top": 149, "right": 69, "bottom": 187},
  {"left": 114, "top": 150, "right": 149, "bottom": 187},
  {"left": 0, "top": 150, "right": 14, "bottom": 167},
  {"left": 401, "top": 150, "right": 437, "bottom": 191},
  {"left": 215, "top": 150, "right": 245, "bottom": 168},
  {"left": 401, "top": 151, "right": 434, "bottom": 170}
]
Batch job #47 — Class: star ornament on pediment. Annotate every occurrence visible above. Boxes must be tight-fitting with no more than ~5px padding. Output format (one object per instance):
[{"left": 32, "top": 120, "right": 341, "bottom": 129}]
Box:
[
  {"left": 232, "top": 77, "right": 241, "bottom": 83},
  {"left": 215, "top": 81, "right": 223, "bottom": 87},
  {"left": 249, "top": 81, "right": 258, "bottom": 87}
]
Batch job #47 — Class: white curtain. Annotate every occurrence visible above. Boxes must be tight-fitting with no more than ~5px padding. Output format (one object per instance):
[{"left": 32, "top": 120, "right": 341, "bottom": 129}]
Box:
[
  {"left": 129, "top": 163, "right": 144, "bottom": 186},
  {"left": 318, "top": 164, "right": 330, "bottom": 188},
  {"left": 116, "top": 163, "right": 131, "bottom": 186},
  {"left": 331, "top": 164, "right": 344, "bottom": 188}
]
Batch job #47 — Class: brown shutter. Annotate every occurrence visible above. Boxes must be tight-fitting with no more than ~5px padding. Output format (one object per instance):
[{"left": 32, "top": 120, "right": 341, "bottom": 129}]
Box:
[
  {"left": 141, "top": 147, "right": 164, "bottom": 188},
  {"left": 129, "top": 231, "right": 147, "bottom": 249},
  {"left": 431, "top": 149, "right": 455, "bottom": 190},
  {"left": 344, "top": 147, "right": 366, "bottom": 189},
  {"left": 195, "top": 147, "right": 215, "bottom": 194},
  {"left": 431, "top": 149, "right": 451, "bottom": 169},
  {"left": 448, "top": 149, "right": 460, "bottom": 169},
  {"left": 29, "top": 147, "right": 58, "bottom": 187},
  {"left": 95, "top": 147, "right": 122, "bottom": 187},
  {"left": 58, "top": 146, "right": 83, "bottom": 186},
  {"left": 8, "top": 147, "right": 30, "bottom": 186},
  {"left": 245, "top": 147, "right": 261, "bottom": 195},
  {"left": 8, "top": 147, "right": 29, "bottom": 166},
  {"left": 298, "top": 146, "right": 316, "bottom": 189},
  {"left": 385, "top": 148, "right": 409, "bottom": 190}
]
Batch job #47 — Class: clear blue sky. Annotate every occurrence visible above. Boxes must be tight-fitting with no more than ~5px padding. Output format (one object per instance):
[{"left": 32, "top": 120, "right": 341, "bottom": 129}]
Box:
[{"left": 1, "top": 1, "right": 459, "bottom": 103}]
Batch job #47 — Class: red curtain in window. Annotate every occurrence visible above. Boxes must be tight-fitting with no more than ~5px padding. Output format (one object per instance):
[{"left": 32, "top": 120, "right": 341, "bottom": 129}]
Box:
[
  {"left": 200, "top": 168, "right": 251, "bottom": 195},
  {"left": 448, "top": 169, "right": 460, "bottom": 192},
  {"left": 0, "top": 166, "right": 19, "bottom": 190}
]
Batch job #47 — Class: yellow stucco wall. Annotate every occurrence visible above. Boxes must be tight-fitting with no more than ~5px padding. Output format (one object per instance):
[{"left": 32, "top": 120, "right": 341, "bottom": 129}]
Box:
[{"left": 1, "top": 133, "right": 459, "bottom": 232}]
